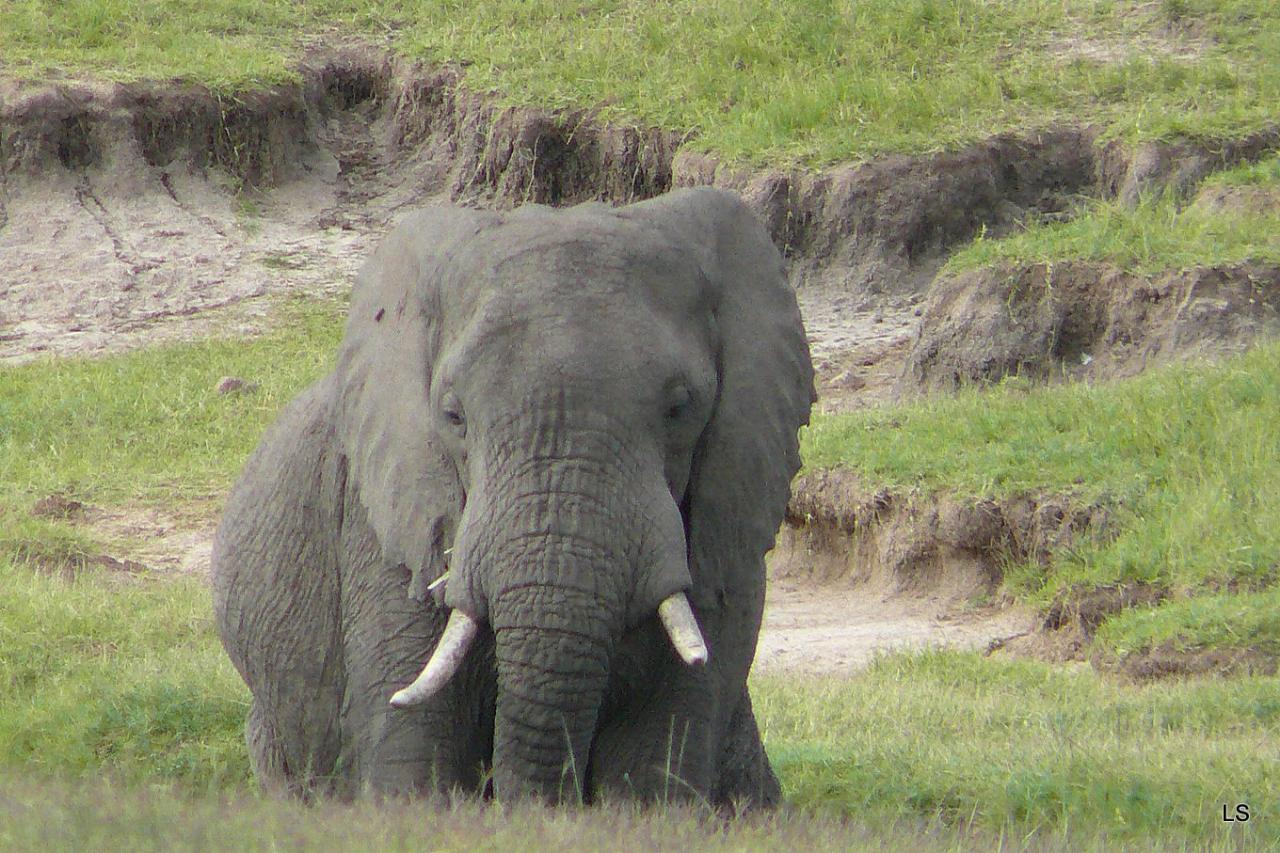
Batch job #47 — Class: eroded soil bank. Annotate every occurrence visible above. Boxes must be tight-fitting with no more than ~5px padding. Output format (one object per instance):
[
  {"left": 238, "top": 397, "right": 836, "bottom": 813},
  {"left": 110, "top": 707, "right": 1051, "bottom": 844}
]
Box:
[
  {"left": 903, "top": 260, "right": 1280, "bottom": 394},
  {"left": 5, "top": 47, "right": 1278, "bottom": 375},
  {"left": 5, "top": 48, "right": 1280, "bottom": 675}
]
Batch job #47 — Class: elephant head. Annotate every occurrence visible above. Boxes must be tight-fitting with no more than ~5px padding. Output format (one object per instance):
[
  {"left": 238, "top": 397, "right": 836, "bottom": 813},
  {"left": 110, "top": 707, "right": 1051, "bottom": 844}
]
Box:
[{"left": 333, "top": 187, "right": 812, "bottom": 802}]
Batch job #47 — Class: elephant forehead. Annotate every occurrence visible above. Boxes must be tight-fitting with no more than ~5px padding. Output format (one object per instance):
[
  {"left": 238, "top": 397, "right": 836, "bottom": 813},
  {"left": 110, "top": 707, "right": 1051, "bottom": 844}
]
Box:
[
  {"left": 450, "top": 240, "right": 709, "bottom": 360},
  {"left": 462, "top": 292, "right": 684, "bottom": 386},
  {"left": 449, "top": 216, "right": 710, "bottom": 306}
]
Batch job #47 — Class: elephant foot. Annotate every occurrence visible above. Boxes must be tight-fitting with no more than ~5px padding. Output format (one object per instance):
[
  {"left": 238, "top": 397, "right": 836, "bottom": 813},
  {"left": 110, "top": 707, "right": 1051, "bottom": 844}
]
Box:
[
  {"left": 246, "top": 698, "right": 342, "bottom": 801},
  {"left": 712, "top": 688, "right": 781, "bottom": 812}
]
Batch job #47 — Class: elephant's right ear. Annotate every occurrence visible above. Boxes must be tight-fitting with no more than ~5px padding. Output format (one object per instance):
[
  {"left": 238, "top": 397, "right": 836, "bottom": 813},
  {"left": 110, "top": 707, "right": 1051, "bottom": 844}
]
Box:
[
  {"left": 623, "top": 187, "right": 814, "bottom": 670},
  {"left": 333, "top": 206, "right": 499, "bottom": 598}
]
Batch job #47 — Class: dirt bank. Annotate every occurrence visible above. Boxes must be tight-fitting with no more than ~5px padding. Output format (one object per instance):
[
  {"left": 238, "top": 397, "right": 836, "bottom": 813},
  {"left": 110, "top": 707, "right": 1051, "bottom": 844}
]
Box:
[
  {"left": 901, "top": 260, "right": 1280, "bottom": 395},
  {"left": 774, "top": 469, "right": 1112, "bottom": 596},
  {"left": 5, "top": 47, "right": 1279, "bottom": 377},
  {"left": 763, "top": 470, "right": 1167, "bottom": 674}
]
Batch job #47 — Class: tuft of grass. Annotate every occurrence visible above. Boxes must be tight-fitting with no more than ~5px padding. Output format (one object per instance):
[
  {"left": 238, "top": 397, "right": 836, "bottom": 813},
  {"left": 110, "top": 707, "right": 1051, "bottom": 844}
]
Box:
[
  {"left": 0, "top": 511, "right": 100, "bottom": 575},
  {"left": 0, "top": 297, "right": 345, "bottom": 507},
  {"left": 802, "top": 340, "right": 1280, "bottom": 605},
  {"left": 1, "top": 1, "right": 1279, "bottom": 164},
  {"left": 948, "top": 153, "right": 1280, "bottom": 272},
  {"left": 1203, "top": 152, "right": 1280, "bottom": 189},
  {"left": 1096, "top": 588, "right": 1280, "bottom": 658}
]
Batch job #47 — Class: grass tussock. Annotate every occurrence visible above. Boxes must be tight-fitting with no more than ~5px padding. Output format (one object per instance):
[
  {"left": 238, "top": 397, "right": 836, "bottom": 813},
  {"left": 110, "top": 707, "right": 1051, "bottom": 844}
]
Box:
[
  {"left": 948, "top": 153, "right": 1280, "bottom": 271},
  {"left": 1, "top": 1, "right": 1279, "bottom": 163},
  {"left": 1096, "top": 588, "right": 1280, "bottom": 658},
  {"left": 1, "top": 559, "right": 1276, "bottom": 849}
]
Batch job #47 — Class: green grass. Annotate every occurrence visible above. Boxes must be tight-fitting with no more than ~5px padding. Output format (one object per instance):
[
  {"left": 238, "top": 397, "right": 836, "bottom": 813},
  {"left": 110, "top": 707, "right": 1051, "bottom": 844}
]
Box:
[
  {"left": 2, "top": 1, "right": 1279, "bottom": 164},
  {"left": 0, "top": 779, "right": 1027, "bottom": 853},
  {"left": 802, "top": 340, "right": 1280, "bottom": 606},
  {"left": 0, "top": 561, "right": 249, "bottom": 789},
  {"left": 1, "top": 559, "right": 1275, "bottom": 849},
  {"left": 756, "top": 651, "right": 1280, "bottom": 845},
  {"left": 1204, "top": 152, "right": 1280, "bottom": 188},
  {"left": 0, "top": 297, "right": 344, "bottom": 509},
  {"left": 948, "top": 152, "right": 1280, "bottom": 272},
  {"left": 1097, "top": 588, "right": 1280, "bottom": 658}
]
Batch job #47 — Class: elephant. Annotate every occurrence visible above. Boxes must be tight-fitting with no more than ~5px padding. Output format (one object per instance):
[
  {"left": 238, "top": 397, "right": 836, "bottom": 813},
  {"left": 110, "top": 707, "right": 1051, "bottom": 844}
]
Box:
[{"left": 211, "top": 186, "right": 815, "bottom": 809}]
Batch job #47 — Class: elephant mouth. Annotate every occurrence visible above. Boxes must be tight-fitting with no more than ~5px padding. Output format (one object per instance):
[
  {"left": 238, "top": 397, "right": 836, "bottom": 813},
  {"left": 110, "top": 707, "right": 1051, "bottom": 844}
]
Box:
[{"left": 388, "top": 591, "right": 707, "bottom": 709}]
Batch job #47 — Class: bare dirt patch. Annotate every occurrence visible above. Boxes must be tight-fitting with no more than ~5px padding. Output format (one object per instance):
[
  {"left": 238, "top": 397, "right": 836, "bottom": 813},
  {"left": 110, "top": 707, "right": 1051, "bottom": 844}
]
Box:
[
  {"left": 1192, "top": 183, "right": 1280, "bottom": 217},
  {"left": 1096, "top": 643, "right": 1279, "bottom": 681},
  {"left": 82, "top": 501, "right": 219, "bottom": 576},
  {"left": 760, "top": 469, "right": 1117, "bottom": 673},
  {"left": 755, "top": 578, "right": 1033, "bottom": 676},
  {"left": 21, "top": 495, "right": 219, "bottom": 579},
  {"left": 1040, "top": 12, "right": 1212, "bottom": 67}
]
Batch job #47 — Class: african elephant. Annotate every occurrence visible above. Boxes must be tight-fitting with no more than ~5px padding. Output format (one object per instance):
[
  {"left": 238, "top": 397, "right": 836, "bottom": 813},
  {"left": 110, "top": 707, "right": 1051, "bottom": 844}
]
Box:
[{"left": 211, "top": 186, "right": 814, "bottom": 808}]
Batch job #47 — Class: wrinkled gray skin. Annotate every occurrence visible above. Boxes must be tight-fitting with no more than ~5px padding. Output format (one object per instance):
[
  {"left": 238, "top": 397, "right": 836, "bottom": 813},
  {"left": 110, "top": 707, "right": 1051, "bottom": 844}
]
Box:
[{"left": 211, "top": 187, "right": 814, "bottom": 808}]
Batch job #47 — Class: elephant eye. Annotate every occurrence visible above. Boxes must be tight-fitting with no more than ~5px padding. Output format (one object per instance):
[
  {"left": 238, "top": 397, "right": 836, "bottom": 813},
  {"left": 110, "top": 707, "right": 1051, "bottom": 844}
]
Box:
[
  {"left": 664, "top": 383, "right": 691, "bottom": 421},
  {"left": 440, "top": 392, "right": 466, "bottom": 435}
]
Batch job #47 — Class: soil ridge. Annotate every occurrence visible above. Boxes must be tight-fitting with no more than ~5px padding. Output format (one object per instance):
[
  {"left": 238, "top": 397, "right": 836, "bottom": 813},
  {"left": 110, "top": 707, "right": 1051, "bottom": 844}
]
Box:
[
  {"left": 773, "top": 468, "right": 1113, "bottom": 602},
  {"left": 5, "top": 47, "right": 1279, "bottom": 301},
  {"left": 900, "top": 260, "right": 1280, "bottom": 394}
]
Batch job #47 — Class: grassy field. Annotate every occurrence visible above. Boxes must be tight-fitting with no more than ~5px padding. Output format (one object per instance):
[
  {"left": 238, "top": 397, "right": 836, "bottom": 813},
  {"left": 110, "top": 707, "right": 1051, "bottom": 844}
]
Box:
[
  {"left": 2, "top": 1, "right": 1278, "bottom": 164},
  {"left": 2, "top": 557, "right": 1276, "bottom": 849},
  {"left": 948, "top": 153, "right": 1280, "bottom": 272},
  {"left": 0, "top": 297, "right": 344, "bottom": 513},
  {"left": 2, "top": 288, "right": 1278, "bottom": 846}
]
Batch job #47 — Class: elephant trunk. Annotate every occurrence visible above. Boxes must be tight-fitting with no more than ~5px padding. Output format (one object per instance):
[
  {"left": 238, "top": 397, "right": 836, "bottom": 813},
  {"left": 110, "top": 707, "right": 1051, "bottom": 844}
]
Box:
[
  {"left": 474, "top": 437, "right": 684, "bottom": 803},
  {"left": 490, "top": 580, "right": 614, "bottom": 803}
]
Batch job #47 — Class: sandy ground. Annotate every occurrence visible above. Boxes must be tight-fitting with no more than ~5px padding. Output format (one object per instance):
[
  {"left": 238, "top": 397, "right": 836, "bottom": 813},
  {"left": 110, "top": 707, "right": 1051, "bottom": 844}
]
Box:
[
  {"left": 0, "top": 135, "right": 919, "bottom": 403},
  {"left": 756, "top": 579, "right": 1033, "bottom": 675},
  {"left": 3, "top": 142, "right": 1027, "bottom": 676}
]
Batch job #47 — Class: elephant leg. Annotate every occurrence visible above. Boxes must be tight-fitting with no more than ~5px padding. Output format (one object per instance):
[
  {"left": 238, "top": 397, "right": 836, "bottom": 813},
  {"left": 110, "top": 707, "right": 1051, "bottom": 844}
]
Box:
[
  {"left": 212, "top": 380, "right": 347, "bottom": 798},
  {"left": 337, "top": 497, "right": 493, "bottom": 797},
  {"left": 711, "top": 687, "right": 781, "bottom": 811},
  {"left": 588, "top": 659, "right": 715, "bottom": 805},
  {"left": 245, "top": 698, "right": 342, "bottom": 800}
]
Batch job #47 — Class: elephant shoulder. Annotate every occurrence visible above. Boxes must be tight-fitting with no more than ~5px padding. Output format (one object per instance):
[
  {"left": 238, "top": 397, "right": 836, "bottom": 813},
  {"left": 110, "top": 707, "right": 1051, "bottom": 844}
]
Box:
[
  {"left": 229, "top": 375, "right": 341, "bottom": 500},
  {"left": 213, "top": 375, "right": 346, "bottom": 604}
]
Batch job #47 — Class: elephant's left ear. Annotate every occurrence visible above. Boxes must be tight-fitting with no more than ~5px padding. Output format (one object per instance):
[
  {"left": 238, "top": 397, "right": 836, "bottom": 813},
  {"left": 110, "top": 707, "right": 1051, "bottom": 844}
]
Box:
[
  {"left": 625, "top": 187, "right": 815, "bottom": 654},
  {"left": 333, "top": 206, "right": 500, "bottom": 598}
]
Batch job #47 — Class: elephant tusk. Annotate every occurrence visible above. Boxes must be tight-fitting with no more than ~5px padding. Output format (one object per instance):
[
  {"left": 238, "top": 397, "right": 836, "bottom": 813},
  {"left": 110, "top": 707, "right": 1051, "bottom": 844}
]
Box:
[
  {"left": 389, "top": 609, "right": 479, "bottom": 708},
  {"left": 658, "top": 593, "right": 709, "bottom": 666}
]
